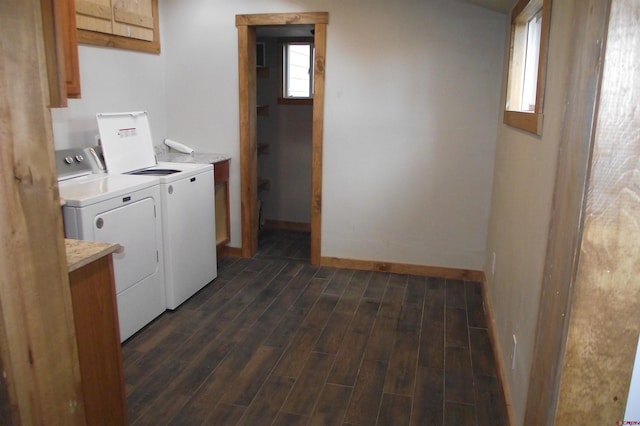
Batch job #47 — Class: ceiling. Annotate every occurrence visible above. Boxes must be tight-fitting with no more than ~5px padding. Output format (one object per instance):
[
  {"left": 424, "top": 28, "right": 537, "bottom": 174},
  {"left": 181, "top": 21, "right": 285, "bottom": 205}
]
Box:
[
  {"left": 255, "top": 0, "right": 515, "bottom": 39},
  {"left": 460, "top": 0, "right": 515, "bottom": 13}
]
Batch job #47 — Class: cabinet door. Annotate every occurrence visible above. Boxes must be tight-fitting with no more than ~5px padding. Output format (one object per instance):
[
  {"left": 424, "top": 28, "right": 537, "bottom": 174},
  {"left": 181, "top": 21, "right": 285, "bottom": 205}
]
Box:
[
  {"left": 61, "top": 0, "right": 81, "bottom": 98},
  {"left": 41, "top": 0, "right": 82, "bottom": 105},
  {"left": 215, "top": 182, "right": 230, "bottom": 246},
  {"left": 75, "top": 0, "right": 113, "bottom": 34},
  {"left": 112, "top": 0, "right": 154, "bottom": 42},
  {"left": 69, "top": 256, "right": 128, "bottom": 425},
  {"left": 214, "top": 160, "right": 231, "bottom": 248},
  {"left": 76, "top": 0, "right": 155, "bottom": 40}
]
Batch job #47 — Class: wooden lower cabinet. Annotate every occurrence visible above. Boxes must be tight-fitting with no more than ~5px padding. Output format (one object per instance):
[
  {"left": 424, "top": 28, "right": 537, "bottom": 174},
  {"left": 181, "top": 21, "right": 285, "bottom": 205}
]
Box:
[
  {"left": 69, "top": 254, "right": 127, "bottom": 425},
  {"left": 214, "top": 159, "right": 231, "bottom": 254}
]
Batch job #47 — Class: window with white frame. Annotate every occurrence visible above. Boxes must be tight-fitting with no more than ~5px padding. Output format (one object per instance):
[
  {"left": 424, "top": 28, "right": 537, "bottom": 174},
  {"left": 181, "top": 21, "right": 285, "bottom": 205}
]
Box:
[{"left": 283, "top": 42, "right": 314, "bottom": 99}]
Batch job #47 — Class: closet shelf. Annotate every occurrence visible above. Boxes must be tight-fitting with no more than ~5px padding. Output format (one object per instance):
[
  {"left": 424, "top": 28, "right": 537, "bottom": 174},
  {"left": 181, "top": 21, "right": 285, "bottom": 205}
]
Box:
[
  {"left": 257, "top": 105, "right": 269, "bottom": 116},
  {"left": 257, "top": 67, "right": 270, "bottom": 78}
]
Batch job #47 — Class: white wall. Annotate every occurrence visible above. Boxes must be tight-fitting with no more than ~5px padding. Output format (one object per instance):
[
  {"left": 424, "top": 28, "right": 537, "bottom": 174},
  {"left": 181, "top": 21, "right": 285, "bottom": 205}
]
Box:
[
  {"left": 161, "top": 0, "right": 506, "bottom": 269},
  {"left": 50, "top": 45, "right": 166, "bottom": 150},
  {"left": 49, "top": 0, "right": 504, "bottom": 271},
  {"left": 484, "top": 0, "right": 576, "bottom": 423}
]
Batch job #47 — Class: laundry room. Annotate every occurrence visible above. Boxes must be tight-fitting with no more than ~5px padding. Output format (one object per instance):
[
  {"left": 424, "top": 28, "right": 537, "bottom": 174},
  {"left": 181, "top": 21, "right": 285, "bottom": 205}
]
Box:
[
  {"left": 9, "top": 0, "right": 640, "bottom": 424},
  {"left": 47, "top": 0, "right": 506, "bottom": 418}
]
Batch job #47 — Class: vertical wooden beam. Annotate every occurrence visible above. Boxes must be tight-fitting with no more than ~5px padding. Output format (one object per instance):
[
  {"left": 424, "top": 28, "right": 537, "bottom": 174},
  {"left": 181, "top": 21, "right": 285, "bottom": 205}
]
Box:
[
  {"left": 237, "top": 23, "right": 258, "bottom": 258},
  {"left": 310, "top": 22, "right": 326, "bottom": 266},
  {"left": 554, "top": 0, "right": 640, "bottom": 422},
  {"left": 524, "top": 0, "right": 611, "bottom": 423},
  {"left": 0, "top": 0, "right": 85, "bottom": 424}
]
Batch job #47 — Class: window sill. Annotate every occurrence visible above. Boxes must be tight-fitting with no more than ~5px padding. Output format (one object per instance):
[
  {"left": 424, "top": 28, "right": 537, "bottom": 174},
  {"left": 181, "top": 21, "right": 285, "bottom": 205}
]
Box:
[
  {"left": 504, "top": 110, "right": 543, "bottom": 135},
  {"left": 277, "top": 97, "right": 313, "bottom": 106}
]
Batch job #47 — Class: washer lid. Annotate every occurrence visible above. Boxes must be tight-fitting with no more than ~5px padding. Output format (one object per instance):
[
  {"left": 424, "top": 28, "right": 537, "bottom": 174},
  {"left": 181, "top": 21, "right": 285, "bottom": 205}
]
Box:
[{"left": 97, "top": 111, "right": 156, "bottom": 174}]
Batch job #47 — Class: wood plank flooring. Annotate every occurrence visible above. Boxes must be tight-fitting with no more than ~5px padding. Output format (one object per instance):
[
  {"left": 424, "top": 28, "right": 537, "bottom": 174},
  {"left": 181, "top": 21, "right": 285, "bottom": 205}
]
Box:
[
  {"left": 255, "top": 228, "right": 311, "bottom": 263},
  {"left": 122, "top": 231, "right": 507, "bottom": 425}
]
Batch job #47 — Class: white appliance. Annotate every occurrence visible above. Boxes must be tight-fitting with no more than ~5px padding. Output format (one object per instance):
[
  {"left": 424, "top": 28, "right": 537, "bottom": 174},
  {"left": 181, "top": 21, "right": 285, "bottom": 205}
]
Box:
[
  {"left": 57, "top": 149, "right": 166, "bottom": 342},
  {"left": 96, "top": 111, "right": 217, "bottom": 310}
]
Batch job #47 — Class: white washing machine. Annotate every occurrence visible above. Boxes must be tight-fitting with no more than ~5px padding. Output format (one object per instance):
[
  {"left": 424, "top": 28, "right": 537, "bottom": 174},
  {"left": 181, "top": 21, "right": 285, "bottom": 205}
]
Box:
[
  {"left": 97, "top": 111, "right": 217, "bottom": 310},
  {"left": 57, "top": 150, "right": 166, "bottom": 342}
]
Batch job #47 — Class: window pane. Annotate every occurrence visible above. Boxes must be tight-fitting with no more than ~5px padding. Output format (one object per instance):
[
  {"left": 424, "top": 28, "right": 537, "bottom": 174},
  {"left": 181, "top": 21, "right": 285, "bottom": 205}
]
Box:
[
  {"left": 286, "top": 44, "right": 311, "bottom": 97},
  {"left": 521, "top": 10, "right": 542, "bottom": 111}
]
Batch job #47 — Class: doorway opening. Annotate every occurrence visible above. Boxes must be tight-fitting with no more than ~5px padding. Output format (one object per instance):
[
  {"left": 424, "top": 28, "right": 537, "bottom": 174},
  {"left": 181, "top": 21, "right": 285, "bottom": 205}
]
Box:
[{"left": 236, "top": 12, "right": 328, "bottom": 265}]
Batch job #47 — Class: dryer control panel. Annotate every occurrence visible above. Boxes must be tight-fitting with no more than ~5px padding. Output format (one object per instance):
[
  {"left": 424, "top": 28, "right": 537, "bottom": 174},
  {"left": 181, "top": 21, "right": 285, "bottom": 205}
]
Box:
[{"left": 55, "top": 148, "right": 92, "bottom": 181}]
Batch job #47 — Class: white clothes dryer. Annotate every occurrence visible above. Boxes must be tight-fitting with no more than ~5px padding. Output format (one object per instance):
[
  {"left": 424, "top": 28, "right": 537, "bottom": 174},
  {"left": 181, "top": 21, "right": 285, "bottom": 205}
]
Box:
[{"left": 57, "top": 155, "right": 166, "bottom": 342}]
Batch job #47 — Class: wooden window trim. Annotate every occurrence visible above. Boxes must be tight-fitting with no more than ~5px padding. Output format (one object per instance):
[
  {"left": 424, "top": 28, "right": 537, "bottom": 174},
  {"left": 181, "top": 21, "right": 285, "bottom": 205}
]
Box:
[
  {"left": 503, "top": 0, "right": 552, "bottom": 135},
  {"left": 77, "top": 0, "right": 160, "bottom": 54}
]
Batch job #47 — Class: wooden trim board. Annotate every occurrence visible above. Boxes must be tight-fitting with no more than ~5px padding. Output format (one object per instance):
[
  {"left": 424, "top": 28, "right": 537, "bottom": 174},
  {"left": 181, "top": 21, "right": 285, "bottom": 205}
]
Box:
[
  {"left": 237, "top": 23, "right": 257, "bottom": 258},
  {"left": 221, "top": 246, "right": 243, "bottom": 258},
  {"left": 236, "top": 12, "right": 328, "bottom": 27},
  {"left": 320, "top": 256, "right": 483, "bottom": 281},
  {"left": 310, "top": 22, "right": 326, "bottom": 265},
  {"left": 481, "top": 273, "right": 516, "bottom": 426},
  {"left": 503, "top": 110, "right": 543, "bottom": 135}
]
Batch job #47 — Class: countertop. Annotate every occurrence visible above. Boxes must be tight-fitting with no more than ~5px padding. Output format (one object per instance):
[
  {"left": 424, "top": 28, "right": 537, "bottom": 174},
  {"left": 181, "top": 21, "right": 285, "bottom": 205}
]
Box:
[
  {"left": 65, "top": 239, "right": 122, "bottom": 272},
  {"left": 156, "top": 152, "right": 230, "bottom": 165}
]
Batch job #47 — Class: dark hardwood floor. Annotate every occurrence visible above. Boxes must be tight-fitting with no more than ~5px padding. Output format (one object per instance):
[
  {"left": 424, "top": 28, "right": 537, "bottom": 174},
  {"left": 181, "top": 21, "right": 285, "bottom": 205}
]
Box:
[
  {"left": 255, "top": 228, "right": 311, "bottom": 263},
  {"left": 122, "top": 230, "right": 507, "bottom": 425}
]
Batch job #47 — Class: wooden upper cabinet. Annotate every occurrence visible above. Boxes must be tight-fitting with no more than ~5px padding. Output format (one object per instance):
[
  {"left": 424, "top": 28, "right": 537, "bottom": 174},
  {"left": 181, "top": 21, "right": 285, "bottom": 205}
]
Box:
[
  {"left": 41, "top": 0, "right": 81, "bottom": 106},
  {"left": 61, "top": 0, "right": 81, "bottom": 98},
  {"left": 75, "top": 0, "right": 160, "bottom": 54}
]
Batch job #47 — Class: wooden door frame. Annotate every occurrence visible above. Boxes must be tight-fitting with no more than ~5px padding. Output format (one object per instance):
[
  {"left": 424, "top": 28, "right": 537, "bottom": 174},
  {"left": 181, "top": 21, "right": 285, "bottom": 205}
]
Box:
[{"left": 236, "top": 12, "right": 328, "bottom": 264}]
